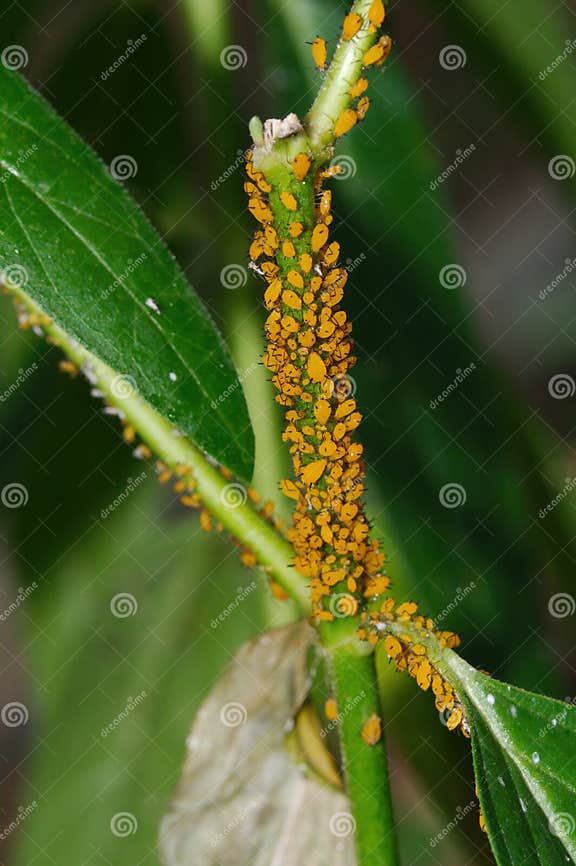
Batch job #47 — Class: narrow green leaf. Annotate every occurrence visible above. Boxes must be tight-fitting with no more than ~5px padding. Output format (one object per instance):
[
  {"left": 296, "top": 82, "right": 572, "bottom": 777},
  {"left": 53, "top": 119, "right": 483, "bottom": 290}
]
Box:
[
  {"left": 443, "top": 652, "right": 576, "bottom": 866},
  {"left": 0, "top": 66, "right": 254, "bottom": 480}
]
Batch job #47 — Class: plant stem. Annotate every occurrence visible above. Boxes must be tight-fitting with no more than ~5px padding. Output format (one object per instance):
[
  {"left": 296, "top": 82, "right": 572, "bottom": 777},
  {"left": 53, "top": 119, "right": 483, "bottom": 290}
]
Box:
[
  {"left": 323, "top": 624, "right": 398, "bottom": 866},
  {"left": 306, "top": 0, "right": 382, "bottom": 151},
  {"left": 10, "top": 287, "right": 311, "bottom": 613}
]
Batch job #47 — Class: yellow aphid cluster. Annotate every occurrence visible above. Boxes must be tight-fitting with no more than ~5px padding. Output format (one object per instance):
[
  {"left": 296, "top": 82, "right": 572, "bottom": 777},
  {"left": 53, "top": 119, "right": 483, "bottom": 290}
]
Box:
[
  {"left": 359, "top": 601, "right": 469, "bottom": 737},
  {"left": 247, "top": 147, "right": 391, "bottom": 622},
  {"left": 311, "top": 0, "right": 391, "bottom": 140}
]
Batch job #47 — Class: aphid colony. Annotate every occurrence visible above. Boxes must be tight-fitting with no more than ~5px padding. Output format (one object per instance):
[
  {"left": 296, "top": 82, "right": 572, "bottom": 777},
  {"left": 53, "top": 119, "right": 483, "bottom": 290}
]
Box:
[
  {"left": 360, "top": 601, "right": 469, "bottom": 738},
  {"left": 247, "top": 148, "right": 389, "bottom": 623},
  {"left": 246, "top": 1, "right": 469, "bottom": 739},
  {"left": 311, "top": 0, "right": 391, "bottom": 140}
]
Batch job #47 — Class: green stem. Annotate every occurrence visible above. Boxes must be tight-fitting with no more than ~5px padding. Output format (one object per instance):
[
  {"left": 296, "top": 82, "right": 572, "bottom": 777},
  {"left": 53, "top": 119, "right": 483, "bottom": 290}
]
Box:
[
  {"left": 10, "top": 286, "right": 311, "bottom": 614},
  {"left": 306, "top": 0, "right": 382, "bottom": 151},
  {"left": 323, "top": 624, "right": 398, "bottom": 866}
]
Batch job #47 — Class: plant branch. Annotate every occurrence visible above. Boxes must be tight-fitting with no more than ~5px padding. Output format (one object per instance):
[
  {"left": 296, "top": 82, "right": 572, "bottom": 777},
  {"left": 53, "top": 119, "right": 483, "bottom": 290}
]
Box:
[
  {"left": 7, "top": 286, "right": 312, "bottom": 614},
  {"left": 306, "top": 0, "right": 383, "bottom": 151},
  {"left": 324, "top": 622, "right": 398, "bottom": 866}
]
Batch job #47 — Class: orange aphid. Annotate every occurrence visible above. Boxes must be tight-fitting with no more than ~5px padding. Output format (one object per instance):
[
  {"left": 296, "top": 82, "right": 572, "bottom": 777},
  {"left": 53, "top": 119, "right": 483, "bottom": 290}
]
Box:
[
  {"left": 311, "top": 37, "right": 327, "bottom": 71},
  {"left": 368, "top": 0, "right": 385, "bottom": 28},
  {"left": 325, "top": 698, "right": 338, "bottom": 721},
  {"left": 300, "top": 459, "right": 327, "bottom": 484},
  {"left": 299, "top": 253, "right": 313, "bottom": 273},
  {"left": 319, "top": 189, "right": 332, "bottom": 217},
  {"left": 289, "top": 221, "right": 304, "bottom": 238},
  {"left": 280, "top": 190, "right": 298, "bottom": 211},
  {"left": 264, "top": 279, "right": 282, "bottom": 307},
  {"left": 248, "top": 197, "right": 273, "bottom": 224},
  {"left": 446, "top": 706, "right": 463, "bottom": 731},
  {"left": 350, "top": 77, "right": 369, "bottom": 98},
  {"left": 282, "top": 289, "right": 302, "bottom": 310},
  {"left": 342, "top": 12, "right": 363, "bottom": 40},
  {"left": 314, "top": 399, "right": 332, "bottom": 425},
  {"left": 287, "top": 269, "right": 305, "bottom": 290},
  {"left": 361, "top": 714, "right": 382, "bottom": 745},
  {"left": 282, "top": 240, "right": 296, "bottom": 257},
  {"left": 356, "top": 96, "right": 370, "bottom": 120},
  {"left": 334, "top": 109, "right": 357, "bottom": 138},
  {"left": 280, "top": 478, "right": 300, "bottom": 499},
  {"left": 293, "top": 152, "right": 311, "bottom": 181},
  {"left": 307, "top": 352, "right": 327, "bottom": 382},
  {"left": 363, "top": 35, "right": 392, "bottom": 67},
  {"left": 311, "top": 222, "right": 329, "bottom": 251},
  {"left": 270, "top": 579, "right": 289, "bottom": 600},
  {"left": 384, "top": 635, "right": 403, "bottom": 658}
]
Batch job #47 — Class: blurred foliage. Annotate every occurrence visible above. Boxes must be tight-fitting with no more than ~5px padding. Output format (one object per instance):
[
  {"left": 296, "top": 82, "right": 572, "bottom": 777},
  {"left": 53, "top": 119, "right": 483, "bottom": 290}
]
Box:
[{"left": 1, "top": 0, "right": 575, "bottom": 864}]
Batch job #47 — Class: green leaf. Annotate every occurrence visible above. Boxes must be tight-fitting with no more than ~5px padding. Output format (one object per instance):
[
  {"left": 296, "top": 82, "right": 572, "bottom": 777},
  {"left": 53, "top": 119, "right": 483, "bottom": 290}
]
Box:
[
  {"left": 0, "top": 66, "right": 254, "bottom": 480},
  {"left": 443, "top": 652, "right": 576, "bottom": 866}
]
